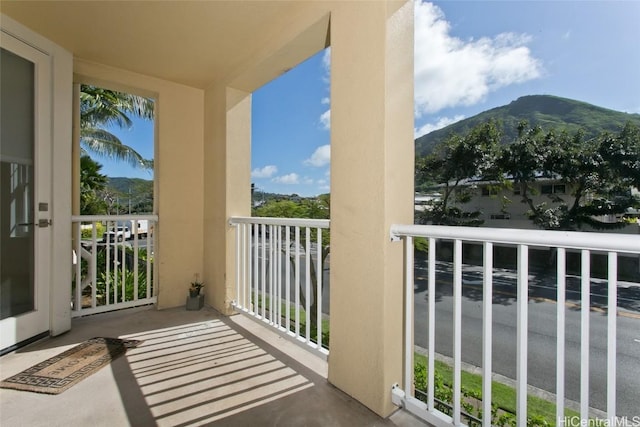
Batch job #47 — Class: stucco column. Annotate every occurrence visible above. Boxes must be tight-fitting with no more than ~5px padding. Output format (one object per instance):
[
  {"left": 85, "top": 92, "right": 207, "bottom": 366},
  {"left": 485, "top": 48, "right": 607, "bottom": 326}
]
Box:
[
  {"left": 328, "top": 0, "right": 414, "bottom": 417},
  {"left": 203, "top": 86, "right": 251, "bottom": 314}
]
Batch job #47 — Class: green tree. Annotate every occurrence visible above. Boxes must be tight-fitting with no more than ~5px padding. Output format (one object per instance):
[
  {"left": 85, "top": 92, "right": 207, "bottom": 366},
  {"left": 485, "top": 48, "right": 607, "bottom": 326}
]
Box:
[
  {"left": 500, "top": 122, "right": 640, "bottom": 230},
  {"left": 253, "top": 200, "right": 305, "bottom": 218},
  {"left": 416, "top": 120, "right": 502, "bottom": 226},
  {"left": 499, "top": 122, "right": 555, "bottom": 226},
  {"left": 80, "top": 155, "right": 108, "bottom": 215},
  {"left": 80, "top": 85, "right": 154, "bottom": 168}
]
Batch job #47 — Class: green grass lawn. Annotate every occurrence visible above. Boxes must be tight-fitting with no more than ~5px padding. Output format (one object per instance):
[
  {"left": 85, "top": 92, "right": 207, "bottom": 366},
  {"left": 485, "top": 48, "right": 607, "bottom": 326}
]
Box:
[
  {"left": 414, "top": 353, "right": 579, "bottom": 426},
  {"left": 253, "top": 294, "right": 330, "bottom": 348}
]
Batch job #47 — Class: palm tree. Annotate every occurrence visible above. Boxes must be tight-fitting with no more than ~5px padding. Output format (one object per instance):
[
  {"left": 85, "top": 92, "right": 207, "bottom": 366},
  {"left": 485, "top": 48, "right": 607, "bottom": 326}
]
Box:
[
  {"left": 79, "top": 155, "right": 108, "bottom": 215},
  {"left": 80, "top": 85, "right": 154, "bottom": 169}
]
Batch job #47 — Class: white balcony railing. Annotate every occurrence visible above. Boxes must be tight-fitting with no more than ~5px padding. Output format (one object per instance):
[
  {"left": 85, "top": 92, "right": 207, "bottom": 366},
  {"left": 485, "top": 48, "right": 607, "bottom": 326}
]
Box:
[
  {"left": 71, "top": 215, "right": 158, "bottom": 317},
  {"left": 229, "top": 216, "right": 330, "bottom": 358},
  {"left": 390, "top": 224, "right": 640, "bottom": 427}
]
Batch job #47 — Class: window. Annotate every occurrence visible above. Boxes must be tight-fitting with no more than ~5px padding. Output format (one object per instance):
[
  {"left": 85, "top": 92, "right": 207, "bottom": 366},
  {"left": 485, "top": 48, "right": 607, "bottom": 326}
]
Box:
[
  {"left": 541, "top": 184, "right": 565, "bottom": 195},
  {"left": 490, "top": 213, "right": 511, "bottom": 220},
  {"left": 481, "top": 187, "right": 498, "bottom": 196}
]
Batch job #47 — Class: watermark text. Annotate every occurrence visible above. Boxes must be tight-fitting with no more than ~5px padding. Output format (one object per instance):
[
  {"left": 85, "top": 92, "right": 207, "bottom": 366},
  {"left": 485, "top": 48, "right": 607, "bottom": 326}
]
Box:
[{"left": 559, "top": 416, "right": 640, "bottom": 427}]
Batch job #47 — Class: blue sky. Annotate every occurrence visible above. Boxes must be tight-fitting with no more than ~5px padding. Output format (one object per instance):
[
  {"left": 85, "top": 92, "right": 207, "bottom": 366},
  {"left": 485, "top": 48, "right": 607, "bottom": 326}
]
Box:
[{"left": 99, "top": 0, "right": 640, "bottom": 196}]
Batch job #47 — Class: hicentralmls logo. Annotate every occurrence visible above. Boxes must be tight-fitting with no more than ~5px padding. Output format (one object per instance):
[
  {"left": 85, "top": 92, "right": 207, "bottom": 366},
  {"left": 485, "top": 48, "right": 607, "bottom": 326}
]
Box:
[{"left": 559, "top": 416, "right": 640, "bottom": 427}]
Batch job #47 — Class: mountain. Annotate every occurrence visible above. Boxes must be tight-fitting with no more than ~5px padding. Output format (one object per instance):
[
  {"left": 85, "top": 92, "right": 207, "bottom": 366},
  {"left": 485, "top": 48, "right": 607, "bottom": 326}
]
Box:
[
  {"left": 415, "top": 95, "right": 640, "bottom": 156},
  {"left": 107, "top": 177, "right": 153, "bottom": 196},
  {"left": 106, "top": 177, "right": 153, "bottom": 213}
]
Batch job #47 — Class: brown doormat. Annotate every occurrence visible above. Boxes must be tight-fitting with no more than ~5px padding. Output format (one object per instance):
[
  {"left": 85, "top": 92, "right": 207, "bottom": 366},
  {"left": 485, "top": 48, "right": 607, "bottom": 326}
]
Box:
[{"left": 0, "top": 337, "right": 142, "bottom": 395}]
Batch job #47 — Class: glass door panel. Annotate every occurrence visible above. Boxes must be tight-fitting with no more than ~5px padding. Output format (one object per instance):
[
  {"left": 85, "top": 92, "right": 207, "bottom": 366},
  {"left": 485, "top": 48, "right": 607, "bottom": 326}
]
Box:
[
  {"left": 0, "top": 32, "right": 51, "bottom": 352},
  {"left": 1, "top": 47, "right": 35, "bottom": 320}
]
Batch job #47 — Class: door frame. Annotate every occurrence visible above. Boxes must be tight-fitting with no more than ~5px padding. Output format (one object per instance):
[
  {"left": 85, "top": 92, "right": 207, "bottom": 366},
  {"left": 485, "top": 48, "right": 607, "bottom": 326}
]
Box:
[
  {"left": 1, "top": 14, "right": 73, "bottom": 352},
  {"left": 0, "top": 32, "right": 52, "bottom": 351}
]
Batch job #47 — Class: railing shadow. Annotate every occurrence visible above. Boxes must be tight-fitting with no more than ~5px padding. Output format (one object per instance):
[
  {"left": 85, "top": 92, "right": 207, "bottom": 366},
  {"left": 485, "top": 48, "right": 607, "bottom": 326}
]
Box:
[{"left": 108, "top": 309, "right": 389, "bottom": 426}]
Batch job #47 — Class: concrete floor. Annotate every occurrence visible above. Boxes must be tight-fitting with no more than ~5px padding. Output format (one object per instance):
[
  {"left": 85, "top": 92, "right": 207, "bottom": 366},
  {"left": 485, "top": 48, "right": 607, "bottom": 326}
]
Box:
[{"left": 0, "top": 306, "right": 427, "bottom": 427}]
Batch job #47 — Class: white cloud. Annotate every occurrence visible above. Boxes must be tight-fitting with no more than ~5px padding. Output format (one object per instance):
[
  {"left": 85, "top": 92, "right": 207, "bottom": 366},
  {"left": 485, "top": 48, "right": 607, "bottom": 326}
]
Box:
[
  {"left": 304, "top": 144, "right": 331, "bottom": 167},
  {"left": 415, "top": 115, "right": 465, "bottom": 138},
  {"left": 272, "top": 173, "right": 300, "bottom": 185},
  {"left": 322, "top": 47, "right": 331, "bottom": 74},
  {"left": 251, "top": 165, "right": 278, "bottom": 178},
  {"left": 319, "top": 109, "right": 331, "bottom": 130},
  {"left": 317, "top": 178, "right": 330, "bottom": 192},
  {"left": 414, "top": 1, "right": 543, "bottom": 116},
  {"left": 319, "top": 48, "right": 332, "bottom": 129}
]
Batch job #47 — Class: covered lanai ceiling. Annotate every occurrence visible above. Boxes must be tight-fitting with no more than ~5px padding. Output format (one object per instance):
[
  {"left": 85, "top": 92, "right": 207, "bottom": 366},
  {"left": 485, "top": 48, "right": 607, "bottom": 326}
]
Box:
[{"left": 1, "top": 1, "right": 332, "bottom": 89}]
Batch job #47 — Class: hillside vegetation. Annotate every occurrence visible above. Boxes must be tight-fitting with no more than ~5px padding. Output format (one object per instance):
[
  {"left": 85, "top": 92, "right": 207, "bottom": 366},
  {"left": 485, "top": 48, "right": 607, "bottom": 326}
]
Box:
[
  {"left": 415, "top": 95, "right": 640, "bottom": 156},
  {"left": 106, "top": 177, "right": 153, "bottom": 213}
]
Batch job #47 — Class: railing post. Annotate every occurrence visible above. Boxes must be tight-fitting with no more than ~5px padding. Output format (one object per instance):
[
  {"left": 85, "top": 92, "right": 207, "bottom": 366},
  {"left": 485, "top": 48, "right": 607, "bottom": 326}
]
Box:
[
  {"left": 556, "top": 248, "right": 566, "bottom": 422},
  {"left": 91, "top": 223, "right": 97, "bottom": 308},
  {"left": 261, "top": 223, "right": 266, "bottom": 319},
  {"left": 453, "top": 239, "right": 462, "bottom": 425},
  {"left": 285, "top": 226, "right": 291, "bottom": 330},
  {"left": 580, "top": 249, "right": 590, "bottom": 420},
  {"left": 234, "top": 224, "right": 241, "bottom": 308},
  {"left": 295, "top": 226, "right": 301, "bottom": 337},
  {"left": 482, "top": 241, "right": 493, "bottom": 427},
  {"left": 516, "top": 244, "right": 528, "bottom": 427},
  {"left": 305, "top": 227, "right": 311, "bottom": 345},
  {"left": 253, "top": 223, "right": 259, "bottom": 315},
  {"left": 427, "top": 237, "right": 436, "bottom": 412},
  {"left": 74, "top": 221, "right": 82, "bottom": 311},
  {"left": 607, "top": 251, "right": 617, "bottom": 422},
  {"left": 133, "top": 222, "right": 139, "bottom": 301},
  {"left": 316, "top": 227, "right": 323, "bottom": 350},
  {"left": 404, "top": 236, "right": 414, "bottom": 398}
]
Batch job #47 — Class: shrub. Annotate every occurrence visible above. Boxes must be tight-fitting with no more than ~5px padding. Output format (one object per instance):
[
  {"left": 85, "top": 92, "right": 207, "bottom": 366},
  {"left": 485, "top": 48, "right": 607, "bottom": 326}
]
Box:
[{"left": 80, "top": 222, "right": 105, "bottom": 239}]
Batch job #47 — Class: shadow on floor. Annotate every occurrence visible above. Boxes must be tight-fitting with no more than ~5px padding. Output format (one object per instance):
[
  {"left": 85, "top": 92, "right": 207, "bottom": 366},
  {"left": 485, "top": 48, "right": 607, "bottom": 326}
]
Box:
[{"left": 2, "top": 307, "right": 423, "bottom": 426}]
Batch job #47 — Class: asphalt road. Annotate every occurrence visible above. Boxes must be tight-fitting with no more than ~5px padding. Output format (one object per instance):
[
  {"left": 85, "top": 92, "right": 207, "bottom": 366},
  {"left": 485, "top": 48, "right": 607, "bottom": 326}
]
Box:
[
  {"left": 413, "top": 260, "right": 640, "bottom": 417},
  {"left": 241, "top": 243, "right": 640, "bottom": 416}
]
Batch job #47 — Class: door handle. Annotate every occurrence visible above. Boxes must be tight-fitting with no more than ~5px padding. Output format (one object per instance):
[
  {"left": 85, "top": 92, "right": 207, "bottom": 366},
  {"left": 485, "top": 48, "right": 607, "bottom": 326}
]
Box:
[{"left": 18, "top": 219, "right": 51, "bottom": 228}]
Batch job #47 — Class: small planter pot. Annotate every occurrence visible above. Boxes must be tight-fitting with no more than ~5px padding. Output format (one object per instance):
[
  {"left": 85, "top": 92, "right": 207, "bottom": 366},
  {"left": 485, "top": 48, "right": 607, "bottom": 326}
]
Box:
[{"left": 186, "top": 294, "right": 204, "bottom": 310}]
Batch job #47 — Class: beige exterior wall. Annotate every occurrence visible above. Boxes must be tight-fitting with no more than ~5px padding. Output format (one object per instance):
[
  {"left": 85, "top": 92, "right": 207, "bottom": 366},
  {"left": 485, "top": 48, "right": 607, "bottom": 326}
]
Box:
[
  {"left": 328, "top": 0, "right": 414, "bottom": 417},
  {"left": 202, "top": 87, "right": 252, "bottom": 314},
  {"left": 74, "top": 60, "right": 205, "bottom": 309}
]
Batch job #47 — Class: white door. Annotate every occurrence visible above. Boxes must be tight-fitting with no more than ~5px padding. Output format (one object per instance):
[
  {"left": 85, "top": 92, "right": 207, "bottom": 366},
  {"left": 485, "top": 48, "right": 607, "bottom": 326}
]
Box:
[{"left": 0, "top": 31, "right": 52, "bottom": 352}]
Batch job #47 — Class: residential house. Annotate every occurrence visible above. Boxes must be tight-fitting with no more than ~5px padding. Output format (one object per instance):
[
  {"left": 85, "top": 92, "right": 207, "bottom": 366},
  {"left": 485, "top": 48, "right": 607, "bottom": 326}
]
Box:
[{"left": 419, "top": 176, "right": 639, "bottom": 232}]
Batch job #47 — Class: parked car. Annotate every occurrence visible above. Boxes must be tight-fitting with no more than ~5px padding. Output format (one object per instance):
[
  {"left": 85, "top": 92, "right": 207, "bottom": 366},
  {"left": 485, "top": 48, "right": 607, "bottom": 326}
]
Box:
[{"left": 102, "top": 226, "right": 131, "bottom": 242}]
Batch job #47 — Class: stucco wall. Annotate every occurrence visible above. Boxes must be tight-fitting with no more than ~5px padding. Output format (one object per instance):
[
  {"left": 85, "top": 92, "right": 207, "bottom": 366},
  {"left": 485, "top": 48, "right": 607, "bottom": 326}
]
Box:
[
  {"left": 202, "top": 86, "right": 252, "bottom": 314},
  {"left": 74, "top": 60, "right": 205, "bottom": 309},
  {"left": 328, "top": 0, "right": 414, "bottom": 417}
]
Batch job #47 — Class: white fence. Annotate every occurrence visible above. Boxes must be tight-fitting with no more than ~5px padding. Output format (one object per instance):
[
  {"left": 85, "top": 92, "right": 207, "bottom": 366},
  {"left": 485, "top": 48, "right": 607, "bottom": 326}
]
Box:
[
  {"left": 390, "top": 224, "right": 640, "bottom": 427},
  {"left": 229, "top": 216, "right": 330, "bottom": 358},
  {"left": 71, "top": 215, "right": 157, "bottom": 317}
]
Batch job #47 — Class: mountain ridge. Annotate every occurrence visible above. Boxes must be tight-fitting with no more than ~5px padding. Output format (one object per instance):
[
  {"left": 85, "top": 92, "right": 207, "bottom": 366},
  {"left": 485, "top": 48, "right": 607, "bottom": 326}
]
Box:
[{"left": 415, "top": 95, "right": 640, "bottom": 156}]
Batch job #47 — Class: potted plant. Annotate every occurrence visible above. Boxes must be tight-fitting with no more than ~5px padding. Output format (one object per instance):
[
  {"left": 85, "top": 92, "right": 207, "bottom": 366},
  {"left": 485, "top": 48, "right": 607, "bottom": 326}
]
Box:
[{"left": 186, "top": 274, "right": 204, "bottom": 310}]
